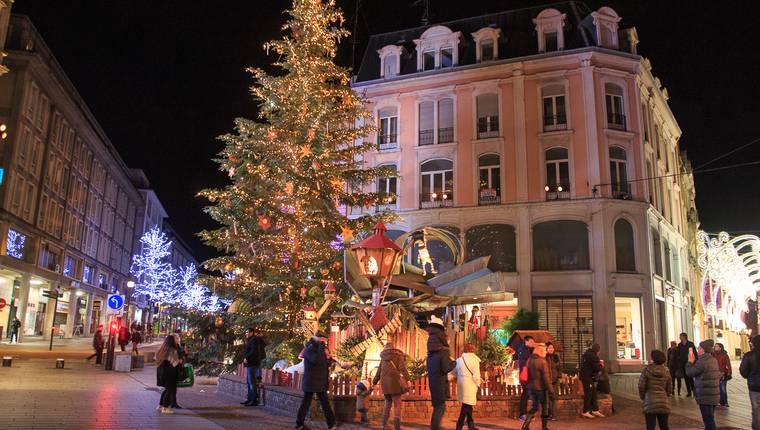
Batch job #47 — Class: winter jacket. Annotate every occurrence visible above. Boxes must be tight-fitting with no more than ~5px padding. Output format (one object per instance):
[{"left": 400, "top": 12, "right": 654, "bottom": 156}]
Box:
[
  {"left": 356, "top": 380, "right": 371, "bottom": 411},
  {"left": 426, "top": 322, "right": 456, "bottom": 405},
  {"left": 714, "top": 350, "right": 732, "bottom": 379},
  {"left": 426, "top": 323, "right": 449, "bottom": 352},
  {"left": 516, "top": 344, "right": 534, "bottom": 373},
  {"left": 452, "top": 353, "right": 481, "bottom": 405},
  {"left": 546, "top": 353, "right": 562, "bottom": 384},
  {"left": 11, "top": 319, "right": 21, "bottom": 333},
  {"left": 686, "top": 352, "right": 722, "bottom": 405},
  {"left": 526, "top": 354, "right": 554, "bottom": 395},
  {"left": 301, "top": 339, "right": 330, "bottom": 393},
  {"left": 638, "top": 363, "right": 672, "bottom": 414},
  {"left": 579, "top": 348, "right": 602, "bottom": 383},
  {"left": 93, "top": 330, "right": 104, "bottom": 349},
  {"left": 740, "top": 350, "right": 760, "bottom": 392},
  {"left": 244, "top": 335, "right": 267, "bottom": 367},
  {"left": 118, "top": 327, "right": 131, "bottom": 345},
  {"left": 666, "top": 347, "right": 679, "bottom": 371},
  {"left": 372, "top": 347, "right": 409, "bottom": 396},
  {"left": 676, "top": 341, "right": 697, "bottom": 368}
]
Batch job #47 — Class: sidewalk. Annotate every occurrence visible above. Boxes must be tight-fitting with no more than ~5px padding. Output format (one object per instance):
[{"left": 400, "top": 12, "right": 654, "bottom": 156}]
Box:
[{"left": 0, "top": 336, "right": 163, "bottom": 359}]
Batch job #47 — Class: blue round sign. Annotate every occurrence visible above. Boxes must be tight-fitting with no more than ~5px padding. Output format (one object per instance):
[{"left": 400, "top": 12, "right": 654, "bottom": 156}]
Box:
[{"left": 107, "top": 294, "right": 124, "bottom": 310}]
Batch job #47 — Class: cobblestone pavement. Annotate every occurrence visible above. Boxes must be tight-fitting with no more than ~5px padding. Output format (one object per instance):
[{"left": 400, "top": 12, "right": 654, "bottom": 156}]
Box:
[{"left": 0, "top": 358, "right": 749, "bottom": 429}]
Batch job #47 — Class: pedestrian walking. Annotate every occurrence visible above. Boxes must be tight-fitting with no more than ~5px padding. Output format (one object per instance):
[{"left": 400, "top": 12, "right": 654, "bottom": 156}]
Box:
[
  {"left": 118, "top": 325, "right": 131, "bottom": 352},
  {"left": 666, "top": 341, "right": 682, "bottom": 396},
  {"left": 295, "top": 332, "right": 337, "bottom": 430},
  {"left": 156, "top": 334, "right": 182, "bottom": 414},
  {"left": 686, "top": 339, "right": 721, "bottom": 430},
  {"left": 130, "top": 326, "right": 142, "bottom": 355},
  {"left": 713, "top": 342, "right": 732, "bottom": 407},
  {"left": 426, "top": 315, "right": 456, "bottom": 430},
  {"left": 521, "top": 343, "right": 555, "bottom": 430},
  {"left": 638, "top": 349, "right": 672, "bottom": 430},
  {"left": 451, "top": 343, "right": 481, "bottom": 430},
  {"left": 372, "top": 342, "right": 410, "bottom": 430},
  {"left": 579, "top": 343, "right": 604, "bottom": 419},
  {"left": 9, "top": 316, "right": 21, "bottom": 344},
  {"left": 545, "top": 342, "right": 562, "bottom": 421},
  {"left": 86, "top": 325, "right": 105, "bottom": 363},
  {"left": 241, "top": 327, "right": 267, "bottom": 406},
  {"left": 740, "top": 335, "right": 760, "bottom": 430},
  {"left": 677, "top": 333, "right": 698, "bottom": 397},
  {"left": 516, "top": 335, "right": 536, "bottom": 421},
  {"left": 355, "top": 379, "right": 371, "bottom": 427}
]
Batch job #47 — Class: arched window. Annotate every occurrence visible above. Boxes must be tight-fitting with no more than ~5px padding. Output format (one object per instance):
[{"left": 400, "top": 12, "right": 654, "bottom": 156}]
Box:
[
  {"left": 377, "top": 164, "right": 397, "bottom": 208},
  {"left": 476, "top": 93, "right": 499, "bottom": 139},
  {"left": 420, "top": 159, "right": 453, "bottom": 208},
  {"left": 533, "top": 8, "right": 566, "bottom": 52},
  {"left": 545, "top": 147, "right": 569, "bottom": 199},
  {"left": 383, "top": 55, "right": 398, "bottom": 78},
  {"left": 604, "top": 83, "right": 625, "bottom": 130},
  {"left": 542, "top": 84, "right": 567, "bottom": 131},
  {"left": 533, "top": 220, "right": 589, "bottom": 271},
  {"left": 478, "top": 154, "right": 500, "bottom": 205},
  {"left": 614, "top": 219, "right": 635, "bottom": 272},
  {"left": 411, "top": 225, "right": 459, "bottom": 274},
  {"left": 609, "top": 146, "right": 629, "bottom": 197},
  {"left": 466, "top": 224, "right": 516, "bottom": 272},
  {"left": 651, "top": 228, "right": 663, "bottom": 277}
]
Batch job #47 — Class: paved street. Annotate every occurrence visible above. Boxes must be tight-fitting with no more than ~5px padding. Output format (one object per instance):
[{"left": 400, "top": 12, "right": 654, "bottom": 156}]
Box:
[
  {"left": 0, "top": 357, "right": 752, "bottom": 430},
  {"left": 0, "top": 336, "right": 162, "bottom": 359}
]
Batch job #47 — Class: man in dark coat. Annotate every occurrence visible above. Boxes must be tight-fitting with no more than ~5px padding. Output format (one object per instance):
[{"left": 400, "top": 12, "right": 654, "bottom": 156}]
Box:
[
  {"left": 10, "top": 317, "right": 21, "bottom": 344},
  {"left": 296, "top": 332, "right": 336, "bottom": 430},
  {"left": 676, "top": 332, "right": 698, "bottom": 397},
  {"left": 516, "top": 335, "right": 535, "bottom": 420},
  {"left": 579, "top": 343, "right": 603, "bottom": 418},
  {"left": 521, "top": 343, "right": 554, "bottom": 430},
  {"left": 740, "top": 335, "right": 760, "bottom": 430},
  {"left": 686, "top": 339, "right": 722, "bottom": 430},
  {"left": 86, "top": 325, "right": 105, "bottom": 364},
  {"left": 426, "top": 315, "right": 456, "bottom": 430},
  {"left": 241, "top": 327, "right": 267, "bottom": 406}
]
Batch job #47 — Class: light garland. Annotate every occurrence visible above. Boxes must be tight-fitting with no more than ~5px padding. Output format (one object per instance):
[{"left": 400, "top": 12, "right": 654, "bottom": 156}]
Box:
[{"left": 6, "top": 228, "right": 26, "bottom": 260}]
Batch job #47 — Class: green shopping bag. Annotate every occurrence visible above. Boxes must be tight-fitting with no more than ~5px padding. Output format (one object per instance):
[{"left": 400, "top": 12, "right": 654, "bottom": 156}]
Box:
[{"left": 177, "top": 363, "right": 194, "bottom": 388}]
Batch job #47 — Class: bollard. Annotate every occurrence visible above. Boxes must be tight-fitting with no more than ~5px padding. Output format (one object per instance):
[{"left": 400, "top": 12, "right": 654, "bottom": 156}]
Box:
[
  {"left": 55, "top": 358, "right": 65, "bottom": 369},
  {"left": 2, "top": 356, "right": 11, "bottom": 367}
]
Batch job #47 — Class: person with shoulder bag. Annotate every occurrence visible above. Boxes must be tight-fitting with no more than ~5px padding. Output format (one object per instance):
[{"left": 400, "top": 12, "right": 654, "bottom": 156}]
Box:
[
  {"left": 451, "top": 343, "right": 481, "bottom": 430},
  {"left": 372, "top": 342, "right": 410, "bottom": 430},
  {"left": 522, "top": 343, "right": 554, "bottom": 430},
  {"left": 156, "top": 335, "right": 182, "bottom": 414}
]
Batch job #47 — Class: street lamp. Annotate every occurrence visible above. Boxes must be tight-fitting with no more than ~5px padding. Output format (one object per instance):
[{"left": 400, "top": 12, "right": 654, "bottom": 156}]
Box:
[
  {"left": 350, "top": 221, "right": 402, "bottom": 308},
  {"left": 127, "top": 280, "right": 135, "bottom": 289}
]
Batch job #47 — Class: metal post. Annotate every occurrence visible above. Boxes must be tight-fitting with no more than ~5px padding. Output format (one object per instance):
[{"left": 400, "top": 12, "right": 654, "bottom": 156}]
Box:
[
  {"left": 48, "top": 292, "right": 58, "bottom": 351},
  {"left": 105, "top": 316, "right": 116, "bottom": 370}
]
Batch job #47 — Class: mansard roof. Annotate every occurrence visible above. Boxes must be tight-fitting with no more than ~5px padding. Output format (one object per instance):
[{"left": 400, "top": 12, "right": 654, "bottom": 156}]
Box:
[{"left": 354, "top": 1, "right": 634, "bottom": 84}]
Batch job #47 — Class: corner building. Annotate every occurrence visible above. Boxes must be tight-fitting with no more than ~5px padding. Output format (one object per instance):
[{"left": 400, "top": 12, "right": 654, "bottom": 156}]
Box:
[{"left": 352, "top": 3, "right": 695, "bottom": 371}]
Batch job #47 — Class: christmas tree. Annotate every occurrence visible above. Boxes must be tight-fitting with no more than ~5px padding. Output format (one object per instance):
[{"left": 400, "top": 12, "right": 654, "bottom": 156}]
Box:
[{"left": 199, "top": 0, "right": 395, "bottom": 345}]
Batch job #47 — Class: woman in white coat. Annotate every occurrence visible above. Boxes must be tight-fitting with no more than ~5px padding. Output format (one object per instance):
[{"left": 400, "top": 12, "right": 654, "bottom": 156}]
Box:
[{"left": 452, "top": 343, "right": 482, "bottom": 430}]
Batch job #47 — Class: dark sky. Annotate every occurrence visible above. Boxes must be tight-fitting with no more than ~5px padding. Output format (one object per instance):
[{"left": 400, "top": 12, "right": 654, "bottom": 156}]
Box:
[{"left": 10, "top": 1, "right": 760, "bottom": 261}]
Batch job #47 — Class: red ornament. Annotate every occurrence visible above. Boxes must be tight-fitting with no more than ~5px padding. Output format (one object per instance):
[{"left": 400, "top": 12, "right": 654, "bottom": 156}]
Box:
[
  {"left": 258, "top": 214, "right": 271, "bottom": 230},
  {"left": 300, "top": 287, "right": 307, "bottom": 298}
]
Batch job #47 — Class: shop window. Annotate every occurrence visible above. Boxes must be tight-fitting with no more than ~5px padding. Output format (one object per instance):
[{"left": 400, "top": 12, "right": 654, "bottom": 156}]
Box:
[
  {"left": 533, "top": 220, "right": 589, "bottom": 271},
  {"left": 614, "top": 219, "right": 635, "bottom": 272},
  {"left": 615, "top": 297, "right": 643, "bottom": 360},
  {"left": 465, "top": 224, "right": 516, "bottom": 272},
  {"left": 6, "top": 228, "right": 27, "bottom": 260},
  {"left": 534, "top": 297, "right": 593, "bottom": 368}
]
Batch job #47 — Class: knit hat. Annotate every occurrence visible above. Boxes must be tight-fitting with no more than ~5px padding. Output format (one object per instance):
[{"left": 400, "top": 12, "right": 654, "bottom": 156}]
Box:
[
  {"left": 699, "top": 339, "right": 714, "bottom": 354},
  {"left": 357, "top": 380, "right": 370, "bottom": 391},
  {"left": 314, "top": 331, "right": 328, "bottom": 340},
  {"left": 429, "top": 315, "right": 444, "bottom": 327}
]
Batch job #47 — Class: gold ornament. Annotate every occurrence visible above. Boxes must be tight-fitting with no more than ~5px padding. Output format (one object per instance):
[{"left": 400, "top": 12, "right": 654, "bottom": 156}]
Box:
[
  {"left": 285, "top": 181, "right": 294, "bottom": 196},
  {"left": 224, "top": 262, "right": 235, "bottom": 273},
  {"left": 298, "top": 144, "right": 312, "bottom": 158},
  {"left": 340, "top": 225, "right": 354, "bottom": 243},
  {"left": 268, "top": 130, "right": 277, "bottom": 140},
  {"left": 320, "top": 268, "right": 330, "bottom": 276},
  {"left": 214, "top": 316, "right": 224, "bottom": 328},
  {"left": 330, "top": 178, "right": 343, "bottom": 190},
  {"left": 306, "top": 128, "right": 316, "bottom": 142}
]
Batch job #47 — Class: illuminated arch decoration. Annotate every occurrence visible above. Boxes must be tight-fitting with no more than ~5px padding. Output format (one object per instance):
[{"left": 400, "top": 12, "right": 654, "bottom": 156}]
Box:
[{"left": 697, "top": 231, "right": 760, "bottom": 331}]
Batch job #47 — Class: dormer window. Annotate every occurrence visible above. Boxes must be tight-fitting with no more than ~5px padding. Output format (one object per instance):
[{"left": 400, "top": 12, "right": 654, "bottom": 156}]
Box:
[
  {"left": 471, "top": 27, "right": 501, "bottom": 63},
  {"left": 592, "top": 7, "right": 621, "bottom": 49},
  {"left": 377, "top": 45, "right": 405, "bottom": 78},
  {"left": 533, "top": 8, "right": 566, "bottom": 53},
  {"left": 414, "top": 26, "right": 462, "bottom": 71}
]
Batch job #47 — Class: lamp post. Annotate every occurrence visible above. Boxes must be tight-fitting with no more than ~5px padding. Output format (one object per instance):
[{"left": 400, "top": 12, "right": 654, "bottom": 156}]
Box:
[{"left": 350, "top": 221, "right": 402, "bottom": 309}]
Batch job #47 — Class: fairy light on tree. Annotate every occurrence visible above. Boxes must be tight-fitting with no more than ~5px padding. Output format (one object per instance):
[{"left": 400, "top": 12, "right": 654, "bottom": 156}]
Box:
[
  {"left": 130, "top": 226, "right": 177, "bottom": 303},
  {"left": 198, "top": 0, "right": 396, "bottom": 345}
]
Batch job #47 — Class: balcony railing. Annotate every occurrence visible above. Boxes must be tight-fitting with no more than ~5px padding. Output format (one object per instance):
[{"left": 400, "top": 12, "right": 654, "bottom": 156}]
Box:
[
  {"left": 543, "top": 115, "right": 568, "bottom": 132},
  {"left": 477, "top": 116, "right": 499, "bottom": 139},
  {"left": 478, "top": 189, "right": 500, "bottom": 205},
  {"left": 378, "top": 133, "right": 397, "bottom": 150},
  {"left": 438, "top": 127, "right": 454, "bottom": 143},
  {"left": 545, "top": 185, "right": 570, "bottom": 201},
  {"left": 420, "top": 192, "right": 454, "bottom": 209},
  {"left": 611, "top": 182, "right": 632, "bottom": 199},
  {"left": 375, "top": 201, "right": 398, "bottom": 212},
  {"left": 607, "top": 113, "right": 626, "bottom": 131},
  {"left": 419, "top": 129, "right": 434, "bottom": 146}
]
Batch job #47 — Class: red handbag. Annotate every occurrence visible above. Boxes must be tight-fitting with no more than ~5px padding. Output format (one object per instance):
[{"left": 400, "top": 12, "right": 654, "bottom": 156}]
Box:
[{"left": 519, "top": 364, "right": 529, "bottom": 385}]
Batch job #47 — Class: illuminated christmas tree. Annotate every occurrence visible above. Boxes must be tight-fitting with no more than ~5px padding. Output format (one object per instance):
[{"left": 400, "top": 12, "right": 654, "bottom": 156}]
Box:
[
  {"left": 199, "top": 0, "right": 394, "bottom": 343},
  {"left": 130, "top": 226, "right": 177, "bottom": 304}
]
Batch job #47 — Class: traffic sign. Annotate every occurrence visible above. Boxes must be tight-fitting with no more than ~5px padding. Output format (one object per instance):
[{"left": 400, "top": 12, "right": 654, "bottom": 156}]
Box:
[
  {"left": 106, "top": 294, "right": 125, "bottom": 311},
  {"left": 0, "top": 298, "right": 6, "bottom": 310}
]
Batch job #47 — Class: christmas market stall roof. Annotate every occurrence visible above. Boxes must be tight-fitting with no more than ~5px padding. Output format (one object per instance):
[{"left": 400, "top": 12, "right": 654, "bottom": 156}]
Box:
[
  {"left": 507, "top": 330, "right": 562, "bottom": 352},
  {"left": 344, "top": 251, "right": 508, "bottom": 312}
]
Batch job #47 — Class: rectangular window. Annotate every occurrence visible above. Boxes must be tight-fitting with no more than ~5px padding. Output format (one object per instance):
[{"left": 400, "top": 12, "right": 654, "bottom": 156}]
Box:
[
  {"left": 64, "top": 255, "right": 76, "bottom": 277},
  {"left": 652, "top": 230, "right": 663, "bottom": 277},
  {"left": 542, "top": 95, "right": 567, "bottom": 131},
  {"left": 6, "top": 229, "right": 27, "bottom": 260},
  {"left": 476, "top": 94, "right": 499, "bottom": 139},
  {"left": 378, "top": 167, "right": 398, "bottom": 207},
  {"left": 39, "top": 245, "right": 59, "bottom": 272},
  {"left": 615, "top": 297, "right": 643, "bottom": 361},
  {"left": 423, "top": 51, "right": 435, "bottom": 71},
  {"left": 440, "top": 48, "right": 453, "bottom": 68},
  {"left": 606, "top": 93, "right": 626, "bottom": 130},
  {"left": 534, "top": 297, "right": 593, "bottom": 368},
  {"left": 97, "top": 273, "right": 107, "bottom": 290},
  {"left": 437, "top": 98, "right": 454, "bottom": 144},
  {"left": 545, "top": 32, "right": 558, "bottom": 52},
  {"left": 378, "top": 115, "right": 398, "bottom": 148},
  {"left": 481, "top": 40, "right": 494, "bottom": 61},
  {"left": 418, "top": 102, "right": 434, "bottom": 146}
]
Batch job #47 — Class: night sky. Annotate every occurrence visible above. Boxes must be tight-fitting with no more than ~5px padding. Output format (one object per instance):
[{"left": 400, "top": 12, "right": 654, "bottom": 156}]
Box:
[{"left": 9, "top": 0, "right": 760, "bottom": 261}]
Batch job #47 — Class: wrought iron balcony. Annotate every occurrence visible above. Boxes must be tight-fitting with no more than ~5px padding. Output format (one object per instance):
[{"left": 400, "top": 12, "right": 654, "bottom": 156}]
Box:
[
  {"left": 438, "top": 127, "right": 454, "bottom": 143},
  {"left": 543, "top": 114, "right": 568, "bottom": 132},
  {"left": 419, "top": 129, "right": 434, "bottom": 146},
  {"left": 612, "top": 182, "right": 632, "bottom": 199},
  {"left": 544, "top": 184, "right": 570, "bottom": 201},
  {"left": 378, "top": 133, "right": 397, "bottom": 150},
  {"left": 420, "top": 192, "right": 454, "bottom": 209}
]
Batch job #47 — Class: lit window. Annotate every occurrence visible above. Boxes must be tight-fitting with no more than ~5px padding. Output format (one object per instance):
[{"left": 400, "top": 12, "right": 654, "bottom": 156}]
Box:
[
  {"left": 83, "top": 265, "right": 94, "bottom": 284},
  {"left": 545, "top": 147, "right": 570, "bottom": 198},
  {"left": 64, "top": 255, "right": 76, "bottom": 277},
  {"left": 420, "top": 159, "right": 454, "bottom": 208},
  {"left": 478, "top": 154, "right": 500, "bottom": 205},
  {"left": 98, "top": 273, "right": 107, "bottom": 289},
  {"left": 377, "top": 165, "right": 397, "bottom": 208},
  {"left": 615, "top": 297, "right": 643, "bottom": 360},
  {"left": 6, "top": 229, "right": 27, "bottom": 260}
]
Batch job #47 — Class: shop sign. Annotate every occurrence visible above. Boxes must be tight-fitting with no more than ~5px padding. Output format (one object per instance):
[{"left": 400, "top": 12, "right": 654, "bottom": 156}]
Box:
[
  {"left": 479, "top": 188, "right": 498, "bottom": 202},
  {"left": 0, "top": 298, "right": 6, "bottom": 310}
]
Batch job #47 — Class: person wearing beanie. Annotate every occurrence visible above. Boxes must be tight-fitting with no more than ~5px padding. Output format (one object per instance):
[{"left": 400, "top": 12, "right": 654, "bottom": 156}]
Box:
[
  {"left": 355, "top": 379, "right": 371, "bottom": 426},
  {"left": 686, "top": 338, "right": 722, "bottom": 430},
  {"left": 740, "top": 335, "right": 760, "bottom": 429},
  {"left": 426, "top": 314, "right": 456, "bottom": 430},
  {"left": 638, "top": 349, "right": 672, "bottom": 430},
  {"left": 296, "top": 332, "right": 337, "bottom": 430},
  {"left": 579, "top": 343, "right": 604, "bottom": 418}
]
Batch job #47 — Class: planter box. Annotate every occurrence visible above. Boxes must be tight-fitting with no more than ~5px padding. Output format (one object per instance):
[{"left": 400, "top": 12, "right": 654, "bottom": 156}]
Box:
[{"left": 131, "top": 355, "right": 145, "bottom": 369}]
